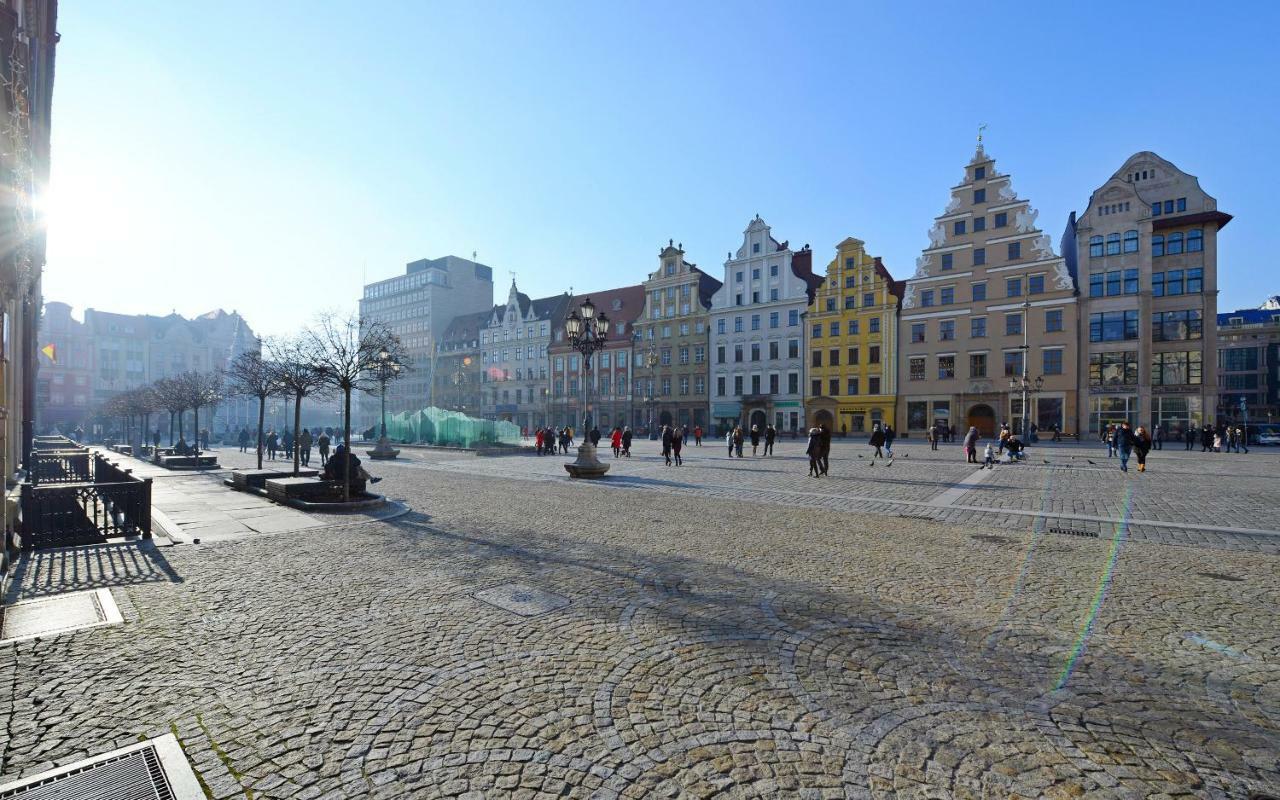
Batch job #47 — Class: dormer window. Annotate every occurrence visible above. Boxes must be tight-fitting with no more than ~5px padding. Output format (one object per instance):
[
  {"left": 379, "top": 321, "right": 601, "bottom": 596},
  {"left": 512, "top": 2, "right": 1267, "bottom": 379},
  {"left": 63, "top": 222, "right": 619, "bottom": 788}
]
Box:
[
  {"left": 752, "top": 243, "right": 760, "bottom": 253},
  {"left": 665, "top": 261, "right": 675, "bottom": 275}
]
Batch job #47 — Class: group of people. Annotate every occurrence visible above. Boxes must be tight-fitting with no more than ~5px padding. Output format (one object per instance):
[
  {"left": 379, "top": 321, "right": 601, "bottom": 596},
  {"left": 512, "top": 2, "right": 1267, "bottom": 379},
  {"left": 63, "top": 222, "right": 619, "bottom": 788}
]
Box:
[
  {"left": 533, "top": 426, "right": 575, "bottom": 455},
  {"left": 1178, "top": 423, "right": 1250, "bottom": 453},
  {"left": 608, "top": 427, "right": 634, "bottom": 458},
  {"left": 805, "top": 425, "right": 831, "bottom": 476},
  {"left": 724, "top": 424, "right": 778, "bottom": 458},
  {"left": 234, "top": 426, "right": 333, "bottom": 466}
]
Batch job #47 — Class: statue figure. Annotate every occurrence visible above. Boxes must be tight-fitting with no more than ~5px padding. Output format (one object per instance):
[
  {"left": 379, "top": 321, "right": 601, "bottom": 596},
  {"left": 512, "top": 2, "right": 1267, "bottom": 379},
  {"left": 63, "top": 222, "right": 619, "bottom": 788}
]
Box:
[
  {"left": 998, "top": 182, "right": 1017, "bottom": 201},
  {"left": 902, "top": 284, "right": 917, "bottom": 310},
  {"left": 1014, "top": 207, "right": 1039, "bottom": 233},
  {"left": 1034, "top": 234, "right": 1056, "bottom": 260},
  {"left": 945, "top": 196, "right": 962, "bottom": 214},
  {"left": 914, "top": 253, "right": 932, "bottom": 278},
  {"left": 927, "top": 223, "right": 945, "bottom": 248}
]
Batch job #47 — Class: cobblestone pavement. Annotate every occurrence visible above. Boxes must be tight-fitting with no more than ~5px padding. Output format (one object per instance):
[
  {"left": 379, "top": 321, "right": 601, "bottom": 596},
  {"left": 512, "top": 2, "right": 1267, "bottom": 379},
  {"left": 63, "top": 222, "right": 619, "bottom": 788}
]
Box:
[{"left": 1, "top": 442, "right": 1277, "bottom": 798}]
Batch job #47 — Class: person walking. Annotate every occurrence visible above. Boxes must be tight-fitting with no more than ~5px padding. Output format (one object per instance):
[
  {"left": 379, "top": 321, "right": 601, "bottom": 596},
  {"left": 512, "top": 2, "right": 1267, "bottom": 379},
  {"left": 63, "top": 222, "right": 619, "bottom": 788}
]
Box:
[
  {"left": 733, "top": 426, "right": 745, "bottom": 458},
  {"left": 1134, "top": 425, "right": 1151, "bottom": 472},
  {"left": 983, "top": 442, "right": 995, "bottom": 469},
  {"left": 1103, "top": 424, "right": 1115, "bottom": 458},
  {"left": 610, "top": 427, "right": 622, "bottom": 458},
  {"left": 317, "top": 431, "right": 331, "bottom": 466},
  {"left": 819, "top": 424, "right": 832, "bottom": 475},
  {"left": 693, "top": 425, "right": 702, "bottom": 446},
  {"left": 299, "top": 428, "right": 313, "bottom": 466},
  {"left": 238, "top": 427, "right": 250, "bottom": 453},
  {"left": 963, "top": 426, "right": 979, "bottom": 464},
  {"left": 883, "top": 424, "right": 896, "bottom": 458},
  {"left": 869, "top": 424, "right": 885, "bottom": 459},
  {"left": 806, "top": 426, "right": 822, "bottom": 477},
  {"left": 726, "top": 427, "right": 734, "bottom": 457},
  {"left": 764, "top": 424, "right": 776, "bottom": 456},
  {"left": 1236, "top": 425, "right": 1249, "bottom": 453},
  {"left": 927, "top": 425, "right": 937, "bottom": 451},
  {"left": 749, "top": 425, "right": 761, "bottom": 456},
  {"left": 661, "top": 425, "right": 673, "bottom": 466},
  {"left": 1051, "top": 423, "right": 1062, "bottom": 443},
  {"left": 1200, "top": 424, "right": 1213, "bottom": 453},
  {"left": 590, "top": 426, "right": 602, "bottom": 448},
  {"left": 1153, "top": 426, "right": 1163, "bottom": 451},
  {"left": 1114, "top": 420, "right": 1136, "bottom": 473},
  {"left": 1184, "top": 425, "right": 1195, "bottom": 451},
  {"left": 621, "top": 426, "right": 633, "bottom": 458},
  {"left": 671, "top": 426, "right": 684, "bottom": 466},
  {"left": 266, "top": 430, "right": 279, "bottom": 461}
]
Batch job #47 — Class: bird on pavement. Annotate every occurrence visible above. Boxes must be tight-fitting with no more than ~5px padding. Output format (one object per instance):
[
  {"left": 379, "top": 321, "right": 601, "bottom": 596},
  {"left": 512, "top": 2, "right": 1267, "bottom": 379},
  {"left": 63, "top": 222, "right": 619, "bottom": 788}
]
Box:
[
  {"left": 1042, "top": 459, "right": 1050, "bottom": 464},
  {"left": 1087, "top": 459, "right": 1096, "bottom": 465}
]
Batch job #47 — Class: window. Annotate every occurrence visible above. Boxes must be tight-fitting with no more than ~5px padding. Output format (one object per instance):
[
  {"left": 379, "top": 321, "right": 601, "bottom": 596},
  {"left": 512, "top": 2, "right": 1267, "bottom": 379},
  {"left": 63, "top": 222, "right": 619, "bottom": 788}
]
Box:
[
  {"left": 769, "top": 341, "right": 779, "bottom": 359},
  {"left": 1006, "top": 313, "right": 1023, "bottom": 336},
  {"left": 844, "top": 295, "right": 856, "bottom": 310},
  {"left": 679, "top": 347, "right": 690, "bottom": 365},
  {"left": 812, "top": 323, "right": 822, "bottom": 339},
  {"left": 1106, "top": 233, "right": 1121, "bottom": 255},
  {"left": 1187, "top": 229, "right": 1203, "bottom": 252},
  {"left": 970, "top": 317, "right": 987, "bottom": 338},
  {"left": 812, "top": 379, "right": 823, "bottom": 396},
  {"left": 994, "top": 212, "right": 1007, "bottom": 228},
  {"left": 812, "top": 351, "right": 822, "bottom": 367},
  {"left": 1123, "top": 230, "right": 1139, "bottom": 253},
  {"left": 1028, "top": 275, "right": 1045, "bottom": 295},
  {"left": 1089, "top": 351, "right": 1139, "bottom": 386},
  {"left": 1177, "top": 197, "right": 1186, "bottom": 212},
  {"left": 736, "top": 271, "right": 744, "bottom": 283},
  {"left": 770, "top": 264, "right": 778, "bottom": 277},
  {"left": 1151, "top": 234, "right": 1165, "bottom": 258},
  {"left": 788, "top": 310, "right": 799, "bottom": 326},
  {"left": 750, "top": 343, "right": 760, "bottom": 361},
  {"left": 1089, "top": 236, "right": 1103, "bottom": 258},
  {"left": 1003, "top": 350, "right": 1023, "bottom": 377},
  {"left": 939, "top": 320, "right": 955, "bottom": 341},
  {"left": 921, "top": 290, "right": 935, "bottom": 308},
  {"left": 969, "top": 353, "right": 987, "bottom": 378},
  {"left": 768, "top": 374, "right": 779, "bottom": 393},
  {"left": 863, "top": 292, "right": 875, "bottom": 307},
  {"left": 1152, "top": 351, "right": 1202, "bottom": 385},
  {"left": 717, "top": 319, "right": 726, "bottom": 334},
  {"left": 869, "top": 318, "right": 880, "bottom": 333},
  {"left": 788, "top": 339, "right": 799, "bottom": 358},
  {"left": 751, "top": 314, "right": 761, "bottom": 330},
  {"left": 735, "top": 294, "right": 743, "bottom": 306},
  {"left": 1105, "top": 270, "right": 1121, "bottom": 296},
  {"left": 1221, "top": 348, "right": 1259, "bottom": 372},
  {"left": 1043, "top": 349, "right": 1063, "bottom": 375},
  {"left": 1089, "top": 273, "right": 1104, "bottom": 297},
  {"left": 1089, "top": 310, "right": 1140, "bottom": 342},
  {"left": 734, "top": 317, "right": 744, "bottom": 332},
  {"left": 1046, "top": 309, "right": 1063, "bottom": 332},
  {"left": 973, "top": 248, "right": 985, "bottom": 266},
  {"left": 1123, "top": 269, "right": 1138, "bottom": 294},
  {"left": 660, "top": 347, "right": 672, "bottom": 365},
  {"left": 867, "top": 345, "right": 881, "bottom": 364},
  {"left": 954, "top": 220, "right": 966, "bottom": 235},
  {"left": 1167, "top": 270, "right": 1184, "bottom": 295},
  {"left": 1152, "top": 309, "right": 1203, "bottom": 341},
  {"left": 1152, "top": 202, "right": 1162, "bottom": 216},
  {"left": 826, "top": 378, "right": 839, "bottom": 396},
  {"left": 1008, "top": 242, "right": 1021, "bottom": 260},
  {"left": 847, "top": 319, "right": 859, "bottom": 335},
  {"left": 770, "top": 288, "right": 779, "bottom": 301},
  {"left": 1006, "top": 277, "right": 1022, "bottom": 297},
  {"left": 752, "top": 268, "right": 760, "bottom": 280},
  {"left": 1164, "top": 200, "right": 1174, "bottom": 214},
  {"left": 973, "top": 188, "right": 986, "bottom": 203},
  {"left": 734, "top": 375, "right": 743, "bottom": 394},
  {"left": 940, "top": 287, "right": 954, "bottom": 305},
  {"left": 1187, "top": 267, "right": 1203, "bottom": 293},
  {"left": 788, "top": 373, "right": 798, "bottom": 394},
  {"left": 829, "top": 321, "right": 840, "bottom": 337},
  {"left": 909, "top": 356, "right": 926, "bottom": 381},
  {"left": 938, "top": 355, "right": 955, "bottom": 379},
  {"left": 974, "top": 166, "right": 985, "bottom": 179},
  {"left": 769, "top": 311, "right": 779, "bottom": 328},
  {"left": 941, "top": 253, "right": 953, "bottom": 270},
  {"left": 973, "top": 217, "right": 986, "bottom": 232},
  {"left": 848, "top": 347, "right": 859, "bottom": 364},
  {"left": 751, "top": 291, "right": 760, "bottom": 304},
  {"left": 972, "top": 282, "right": 987, "bottom": 301},
  {"left": 1167, "top": 232, "right": 1184, "bottom": 255},
  {"left": 847, "top": 377, "right": 860, "bottom": 395},
  {"left": 734, "top": 344, "right": 743, "bottom": 362},
  {"left": 716, "top": 345, "right": 725, "bottom": 364},
  {"left": 717, "top": 376, "right": 726, "bottom": 396}
]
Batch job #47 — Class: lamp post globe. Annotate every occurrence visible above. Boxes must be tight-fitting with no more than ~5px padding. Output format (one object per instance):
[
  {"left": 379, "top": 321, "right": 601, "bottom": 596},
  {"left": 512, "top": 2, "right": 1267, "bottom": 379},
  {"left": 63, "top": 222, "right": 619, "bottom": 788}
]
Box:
[{"left": 563, "top": 298, "right": 610, "bottom": 478}]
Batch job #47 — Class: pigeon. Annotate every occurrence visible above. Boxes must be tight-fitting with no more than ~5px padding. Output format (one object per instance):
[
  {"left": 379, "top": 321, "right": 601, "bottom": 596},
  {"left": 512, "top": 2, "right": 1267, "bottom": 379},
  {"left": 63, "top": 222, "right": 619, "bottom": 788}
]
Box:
[
  {"left": 858, "top": 454, "right": 863, "bottom": 458},
  {"left": 902, "top": 453, "right": 908, "bottom": 458},
  {"left": 1042, "top": 459, "right": 1050, "bottom": 464},
  {"left": 1087, "top": 459, "right": 1096, "bottom": 465}
]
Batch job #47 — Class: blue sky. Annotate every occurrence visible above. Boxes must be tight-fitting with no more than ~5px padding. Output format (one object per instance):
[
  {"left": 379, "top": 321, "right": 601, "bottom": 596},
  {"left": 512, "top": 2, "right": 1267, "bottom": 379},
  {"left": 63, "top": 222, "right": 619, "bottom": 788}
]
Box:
[{"left": 43, "top": 1, "right": 1280, "bottom": 338}]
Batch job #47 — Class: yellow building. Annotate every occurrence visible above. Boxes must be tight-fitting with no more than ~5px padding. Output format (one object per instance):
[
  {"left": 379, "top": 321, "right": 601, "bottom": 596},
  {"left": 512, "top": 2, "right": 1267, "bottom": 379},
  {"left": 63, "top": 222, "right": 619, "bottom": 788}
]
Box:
[{"left": 805, "top": 237, "right": 903, "bottom": 434}]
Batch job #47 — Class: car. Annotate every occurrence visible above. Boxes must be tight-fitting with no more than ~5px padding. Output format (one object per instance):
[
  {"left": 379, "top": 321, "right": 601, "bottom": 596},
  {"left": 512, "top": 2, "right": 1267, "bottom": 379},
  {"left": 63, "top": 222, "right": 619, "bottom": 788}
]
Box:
[{"left": 1257, "top": 430, "right": 1280, "bottom": 446}]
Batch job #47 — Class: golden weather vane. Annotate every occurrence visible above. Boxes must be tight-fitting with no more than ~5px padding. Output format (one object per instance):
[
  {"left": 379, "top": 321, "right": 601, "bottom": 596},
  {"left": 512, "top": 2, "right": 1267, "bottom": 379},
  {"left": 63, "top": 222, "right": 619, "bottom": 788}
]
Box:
[{"left": 978, "top": 123, "right": 988, "bottom": 145}]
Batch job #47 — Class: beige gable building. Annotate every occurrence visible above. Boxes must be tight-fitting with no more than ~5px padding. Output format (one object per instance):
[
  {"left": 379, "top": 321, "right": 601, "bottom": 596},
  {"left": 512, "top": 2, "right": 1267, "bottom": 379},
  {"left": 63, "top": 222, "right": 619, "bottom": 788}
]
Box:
[{"left": 898, "top": 142, "right": 1080, "bottom": 439}]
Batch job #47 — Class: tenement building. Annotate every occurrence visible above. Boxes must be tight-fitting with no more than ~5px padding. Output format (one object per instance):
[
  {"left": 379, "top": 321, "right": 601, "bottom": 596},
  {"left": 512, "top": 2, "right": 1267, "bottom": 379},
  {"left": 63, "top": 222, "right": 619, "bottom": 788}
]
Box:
[
  {"left": 431, "top": 309, "right": 489, "bottom": 417},
  {"left": 805, "top": 237, "right": 902, "bottom": 434},
  {"left": 1216, "top": 299, "right": 1280, "bottom": 426},
  {"left": 478, "top": 281, "right": 570, "bottom": 430},
  {"left": 708, "top": 216, "right": 823, "bottom": 435},
  {"left": 631, "top": 240, "right": 721, "bottom": 433},
  {"left": 1064, "top": 152, "right": 1230, "bottom": 436},
  {"left": 547, "top": 285, "right": 644, "bottom": 431},
  {"left": 898, "top": 142, "right": 1079, "bottom": 438},
  {"left": 358, "top": 255, "right": 494, "bottom": 422}
]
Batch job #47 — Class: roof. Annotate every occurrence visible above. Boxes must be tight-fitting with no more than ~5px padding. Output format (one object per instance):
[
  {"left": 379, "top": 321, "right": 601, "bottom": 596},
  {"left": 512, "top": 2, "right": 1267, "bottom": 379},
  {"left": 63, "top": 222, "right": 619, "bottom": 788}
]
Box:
[
  {"left": 788, "top": 248, "right": 824, "bottom": 303},
  {"left": 549, "top": 284, "right": 646, "bottom": 351},
  {"left": 1218, "top": 308, "right": 1280, "bottom": 327},
  {"left": 690, "top": 266, "right": 723, "bottom": 309},
  {"left": 440, "top": 309, "right": 493, "bottom": 346},
  {"left": 872, "top": 257, "right": 905, "bottom": 300}
]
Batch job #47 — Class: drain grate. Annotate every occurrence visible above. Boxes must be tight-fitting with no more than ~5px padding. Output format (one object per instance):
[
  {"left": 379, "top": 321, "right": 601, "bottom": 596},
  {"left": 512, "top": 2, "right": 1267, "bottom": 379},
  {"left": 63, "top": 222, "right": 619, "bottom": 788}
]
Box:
[
  {"left": 0, "top": 734, "right": 203, "bottom": 799},
  {"left": 1, "top": 589, "right": 123, "bottom": 643},
  {"left": 474, "top": 583, "right": 571, "bottom": 617},
  {"left": 896, "top": 514, "right": 935, "bottom": 521},
  {"left": 1048, "top": 526, "right": 1099, "bottom": 538},
  {"left": 1198, "top": 571, "right": 1245, "bottom": 582}
]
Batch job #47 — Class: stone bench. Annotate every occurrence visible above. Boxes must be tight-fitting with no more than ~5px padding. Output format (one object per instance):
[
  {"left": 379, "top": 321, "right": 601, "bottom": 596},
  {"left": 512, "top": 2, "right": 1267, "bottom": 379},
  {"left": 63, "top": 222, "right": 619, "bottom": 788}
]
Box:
[
  {"left": 230, "top": 468, "right": 319, "bottom": 491},
  {"left": 265, "top": 477, "right": 366, "bottom": 504},
  {"left": 157, "top": 454, "right": 219, "bottom": 470}
]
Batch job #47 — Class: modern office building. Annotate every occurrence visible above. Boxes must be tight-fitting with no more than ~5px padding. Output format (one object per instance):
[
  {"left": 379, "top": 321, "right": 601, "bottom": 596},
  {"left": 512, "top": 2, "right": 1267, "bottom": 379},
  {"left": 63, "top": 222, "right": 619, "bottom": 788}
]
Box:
[
  {"left": 1064, "top": 152, "right": 1230, "bottom": 436},
  {"left": 358, "top": 255, "right": 495, "bottom": 423},
  {"left": 630, "top": 240, "right": 721, "bottom": 433},
  {"left": 478, "top": 281, "right": 571, "bottom": 430},
  {"left": 1216, "top": 300, "right": 1280, "bottom": 427},
  {"left": 898, "top": 142, "right": 1079, "bottom": 438},
  {"left": 805, "top": 237, "right": 902, "bottom": 434},
  {"left": 708, "top": 216, "right": 822, "bottom": 434},
  {"left": 547, "top": 285, "right": 645, "bottom": 431}
]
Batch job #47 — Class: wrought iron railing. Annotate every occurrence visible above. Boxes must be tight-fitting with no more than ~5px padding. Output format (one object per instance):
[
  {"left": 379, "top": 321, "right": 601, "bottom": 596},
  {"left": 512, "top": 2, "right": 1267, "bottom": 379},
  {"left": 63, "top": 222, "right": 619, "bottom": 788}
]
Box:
[
  {"left": 30, "top": 450, "right": 92, "bottom": 485},
  {"left": 32, "top": 435, "right": 78, "bottom": 451},
  {"left": 18, "top": 478, "right": 152, "bottom": 549}
]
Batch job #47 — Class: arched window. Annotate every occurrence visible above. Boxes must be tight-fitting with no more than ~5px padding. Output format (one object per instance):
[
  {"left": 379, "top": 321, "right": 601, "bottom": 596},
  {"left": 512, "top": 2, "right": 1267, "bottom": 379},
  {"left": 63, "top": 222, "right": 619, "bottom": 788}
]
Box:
[
  {"left": 1089, "top": 235, "right": 1103, "bottom": 258},
  {"left": 1123, "top": 230, "right": 1139, "bottom": 253},
  {"left": 1167, "top": 232, "right": 1184, "bottom": 255},
  {"left": 1187, "top": 229, "right": 1203, "bottom": 252},
  {"left": 1106, "top": 232, "right": 1121, "bottom": 256},
  {"left": 1152, "top": 234, "right": 1165, "bottom": 258}
]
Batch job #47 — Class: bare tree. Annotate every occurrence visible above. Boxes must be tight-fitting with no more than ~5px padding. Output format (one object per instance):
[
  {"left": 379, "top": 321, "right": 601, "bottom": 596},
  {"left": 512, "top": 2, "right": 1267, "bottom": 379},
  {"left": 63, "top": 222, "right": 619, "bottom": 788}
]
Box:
[
  {"left": 303, "top": 314, "right": 407, "bottom": 500},
  {"left": 226, "top": 349, "right": 280, "bottom": 469},
  {"left": 179, "top": 371, "right": 224, "bottom": 455},
  {"left": 265, "top": 336, "right": 329, "bottom": 476},
  {"left": 153, "top": 377, "right": 189, "bottom": 446}
]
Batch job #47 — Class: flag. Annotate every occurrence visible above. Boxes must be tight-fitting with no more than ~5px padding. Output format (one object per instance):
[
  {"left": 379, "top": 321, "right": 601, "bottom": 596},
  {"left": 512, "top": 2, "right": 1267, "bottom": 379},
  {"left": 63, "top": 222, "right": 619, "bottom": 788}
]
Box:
[{"left": 40, "top": 343, "right": 56, "bottom": 363}]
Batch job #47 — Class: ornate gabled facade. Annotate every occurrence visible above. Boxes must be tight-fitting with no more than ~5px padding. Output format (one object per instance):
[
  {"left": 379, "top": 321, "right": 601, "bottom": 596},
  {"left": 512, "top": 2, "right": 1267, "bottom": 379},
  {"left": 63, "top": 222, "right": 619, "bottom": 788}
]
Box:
[
  {"left": 708, "top": 216, "right": 822, "bottom": 435},
  {"left": 1064, "top": 152, "right": 1229, "bottom": 436},
  {"left": 897, "top": 142, "right": 1079, "bottom": 438},
  {"left": 805, "top": 237, "right": 902, "bottom": 434},
  {"left": 478, "top": 281, "right": 570, "bottom": 430},
  {"left": 631, "top": 240, "right": 721, "bottom": 433}
]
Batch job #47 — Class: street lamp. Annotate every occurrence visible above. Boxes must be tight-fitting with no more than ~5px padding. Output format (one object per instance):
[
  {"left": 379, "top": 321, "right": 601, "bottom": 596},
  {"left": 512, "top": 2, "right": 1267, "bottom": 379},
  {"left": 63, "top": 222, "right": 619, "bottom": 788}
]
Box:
[
  {"left": 368, "top": 349, "right": 403, "bottom": 459},
  {"left": 563, "top": 297, "right": 611, "bottom": 478}
]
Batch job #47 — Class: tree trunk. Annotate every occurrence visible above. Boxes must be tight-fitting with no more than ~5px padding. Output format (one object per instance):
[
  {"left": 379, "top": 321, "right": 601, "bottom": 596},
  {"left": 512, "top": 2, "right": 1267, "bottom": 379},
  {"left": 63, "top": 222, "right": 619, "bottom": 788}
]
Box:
[
  {"left": 292, "top": 391, "right": 302, "bottom": 477},
  {"left": 256, "top": 395, "right": 266, "bottom": 469},
  {"left": 178, "top": 410, "right": 185, "bottom": 444},
  {"left": 343, "top": 386, "right": 352, "bottom": 502},
  {"left": 193, "top": 405, "right": 200, "bottom": 455}
]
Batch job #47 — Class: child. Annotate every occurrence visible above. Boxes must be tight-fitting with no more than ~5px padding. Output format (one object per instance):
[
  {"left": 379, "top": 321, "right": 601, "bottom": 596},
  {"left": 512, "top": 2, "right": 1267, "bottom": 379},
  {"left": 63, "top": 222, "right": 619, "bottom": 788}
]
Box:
[{"left": 983, "top": 442, "right": 995, "bottom": 469}]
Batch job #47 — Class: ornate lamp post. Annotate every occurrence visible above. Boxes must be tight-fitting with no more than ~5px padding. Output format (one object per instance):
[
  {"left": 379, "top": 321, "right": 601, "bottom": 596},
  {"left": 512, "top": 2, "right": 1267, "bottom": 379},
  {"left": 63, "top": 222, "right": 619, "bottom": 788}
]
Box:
[
  {"left": 1008, "top": 373, "right": 1044, "bottom": 442},
  {"left": 644, "top": 347, "right": 660, "bottom": 438},
  {"left": 563, "top": 297, "right": 611, "bottom": 478},
  {"left": 367, "top": 349, "right": 403, "bottom": 460}
]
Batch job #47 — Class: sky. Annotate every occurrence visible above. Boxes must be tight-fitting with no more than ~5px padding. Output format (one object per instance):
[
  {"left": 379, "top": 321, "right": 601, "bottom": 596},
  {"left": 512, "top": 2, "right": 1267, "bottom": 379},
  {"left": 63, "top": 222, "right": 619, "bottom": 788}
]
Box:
[{"left": 42, "top": 1, "right": 1280, "bottom": 339}]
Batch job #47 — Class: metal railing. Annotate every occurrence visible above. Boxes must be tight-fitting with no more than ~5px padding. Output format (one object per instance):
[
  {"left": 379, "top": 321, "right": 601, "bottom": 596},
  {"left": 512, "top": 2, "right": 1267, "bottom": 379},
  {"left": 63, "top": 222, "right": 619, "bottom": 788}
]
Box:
[
  {"left": 30, "top": 450, "right": 93, "bottom": 485},
  {"left": 14, "top": 447, "right": 153, "bottom": 550}
]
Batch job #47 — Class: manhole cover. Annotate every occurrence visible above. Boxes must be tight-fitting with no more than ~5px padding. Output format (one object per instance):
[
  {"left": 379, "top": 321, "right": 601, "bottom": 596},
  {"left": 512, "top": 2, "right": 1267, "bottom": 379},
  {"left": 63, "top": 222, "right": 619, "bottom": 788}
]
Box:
[
  {"left": 473, "top": 583, "right": 570, "bottom": 617},
  {"left": 0, "top": 733, "right": 203, "bottom": 799},
  {"left": 1198, "top": 572, "right": 1245, "bottom": 582},
  {"left": 1, "top": 589, "right": 123, "bottom": 643},
  {"left": 971, "top": 534, "right": 1013, "bottom": 545}
]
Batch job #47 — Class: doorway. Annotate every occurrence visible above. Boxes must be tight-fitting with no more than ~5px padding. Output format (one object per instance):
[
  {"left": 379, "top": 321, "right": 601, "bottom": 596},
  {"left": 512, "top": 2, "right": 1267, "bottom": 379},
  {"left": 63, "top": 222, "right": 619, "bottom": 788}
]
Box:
[{"left": 967, "top": 403, "right": 996, "bottom": 437}]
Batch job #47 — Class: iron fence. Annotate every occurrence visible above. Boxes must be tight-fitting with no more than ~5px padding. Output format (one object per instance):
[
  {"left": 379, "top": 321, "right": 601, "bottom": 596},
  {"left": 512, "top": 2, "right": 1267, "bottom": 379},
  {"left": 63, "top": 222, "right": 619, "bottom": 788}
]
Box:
[
  {"left": 30, "top": 450, "right": 93, "bottom": 485},
  {"left": 18, "top": 478, "right": 153, "bottom": 549}
]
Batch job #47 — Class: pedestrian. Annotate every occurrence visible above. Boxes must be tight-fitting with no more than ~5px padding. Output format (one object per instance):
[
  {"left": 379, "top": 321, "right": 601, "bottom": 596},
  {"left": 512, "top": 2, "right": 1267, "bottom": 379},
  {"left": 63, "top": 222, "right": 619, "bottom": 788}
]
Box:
[
  {"left": 1153, "top": 426, "right": 1163, "bottom": 451},
  {"left": 1114, "top": 420, "right": 1135, "bottom": 472},
  {"left": 694, "top": 425, "right": 702, "bottom": 446},
  {"left": 1134, "top": 425, "right": 1151, "bottom": 472},
  {"left": 983, "top": 442, "right": 995, "bottom": 469},
  {"left": 1201, "top": 424, "right": 1213, "bottom": 453},
  {"left": 266, "top": 430, "right": 279, "bottom": 460},
  {"left": 750, "top": 424, "right": 760, "bottom": 456},
  {"left": 590, "top": 426, "right": 601, "bottom": 447},
  {"left": 1184, "top": 425, "right": 1195, "bottom": 451},
  {"left": 726, "top": 428, "right": 734, "bottom": 457},
  {"left": 927, "top": 425, "right": 937, "bottom": 451},
  {"left": 621, "top": 426, "right": 633, "bottom": 458},
  {"left": 1213, "top": 429, "right": 1223, "bottom": 453},
  {"left": 1051, "top": 423, "right": 1062, "bottom": 443},
  {"left": 764, "top": 424, "right": 776, "bottom": 456},
  {"left": 963, "top": 426, "right": 979, "bottom": 464},
  {"left": 671, "top": 426, "right": 683, "bottom": 466},
  {"left": 883, "top": 424, "right": 895, "bottom": 458},
  {"left": 948, "top": 424, "right": 956, "bottom": 443},
  {"left": 1236, "top": 425, "right": 1249, "bottom": 453},
  {"left": 1103, "top": 424, "right": 1115, "bottom": 458},
  {"left": 661, "top": 425, "right": 673, "bottom": 466},
  {"left": 238, "top": 427, "right": 250, "bottom": 453},
  {"left": 869, "top": 423, "right": 885, "bottom": 459},
  {"left": 819, "top": 424, "right": 832, "bottom": 475},
  {"left": 534, "top": 428, "right": 544, "bottom": 455},
  {"left": 806, "top": 426, "right": 822, "bottom": 477},
  {"left": 610, "top": 427, "right": 622, "bottom": 458},
  {"left": 317, "top": 431, "right": 331, "bottom": 466},
  {"left": 299, "top": 428, "right": 313, "bottom": 466},
  {"left": 733, "top": 426, "right": 745, "bottom": 458}
]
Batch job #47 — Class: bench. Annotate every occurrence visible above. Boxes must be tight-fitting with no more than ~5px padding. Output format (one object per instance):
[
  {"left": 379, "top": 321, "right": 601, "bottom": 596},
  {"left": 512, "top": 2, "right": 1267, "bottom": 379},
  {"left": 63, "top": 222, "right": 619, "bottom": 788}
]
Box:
[
  {"left": 230, "top": 468, "right": 319, "bottom": 491},
  {"left": 157, "top": 454, "right": 219, "bottom": 470},
  {"left": 264, "top": 477, "right": 366, "bottom": 504}
]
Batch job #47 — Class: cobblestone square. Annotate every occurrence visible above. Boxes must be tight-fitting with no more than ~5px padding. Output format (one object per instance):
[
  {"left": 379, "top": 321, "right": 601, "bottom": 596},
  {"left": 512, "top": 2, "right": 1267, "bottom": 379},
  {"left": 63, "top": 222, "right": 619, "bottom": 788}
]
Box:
[{"left": 1, "top": 439, "right": 1277, "bottom": 798}]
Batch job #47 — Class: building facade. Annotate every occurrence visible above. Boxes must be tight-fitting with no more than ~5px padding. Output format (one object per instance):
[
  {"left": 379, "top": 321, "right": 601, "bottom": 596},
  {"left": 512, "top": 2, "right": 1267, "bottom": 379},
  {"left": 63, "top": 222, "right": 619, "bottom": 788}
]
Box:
[
  {"left": 478, "top": 282, "right": 570, "bottom": 430},
  {"left": 1216, "top": 301, "right": 1280, "bottom": 427},
  {"left": 1065, "top": 152, "right": 1230, "bottom": 437},
  {"left": 898, "top": 143, "right": 1080, "bottom": 438},
  {"left": 431, "top": 309, "right": 489, "bottom": 417},
  {"left": 547, "top": 286, "right": 644, "bottom": 431},
  {"left": 805, "top": 237, "right": 902, "bottom": 434},
  {"left": 358, "top": 255, "right": 494, "bottom": 424},
  {"left": 708, "top": 216, "right": 822, "bottom": 435},
  {"left": 631, "top": 240, "right": 721, "bottom": 433}
]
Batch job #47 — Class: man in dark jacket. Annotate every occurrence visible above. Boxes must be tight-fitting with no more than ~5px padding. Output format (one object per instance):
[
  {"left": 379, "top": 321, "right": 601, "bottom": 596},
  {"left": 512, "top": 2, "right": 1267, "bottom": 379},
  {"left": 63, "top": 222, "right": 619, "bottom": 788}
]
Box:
[
  {"left": 1184, "top": 425, "right": 1195, "bottom": 451},
  {"left": 819, "top": 425, "right": 832, "bottom": 475},
  {"left": 764, "top": 425, "right": 776, "bottom": 456},
  {"left": 869, "top": 425, "right": 886, "bottom": 458},
  {"left": 1113, "top": 421, "right": 1136, "bottom": 472}
]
